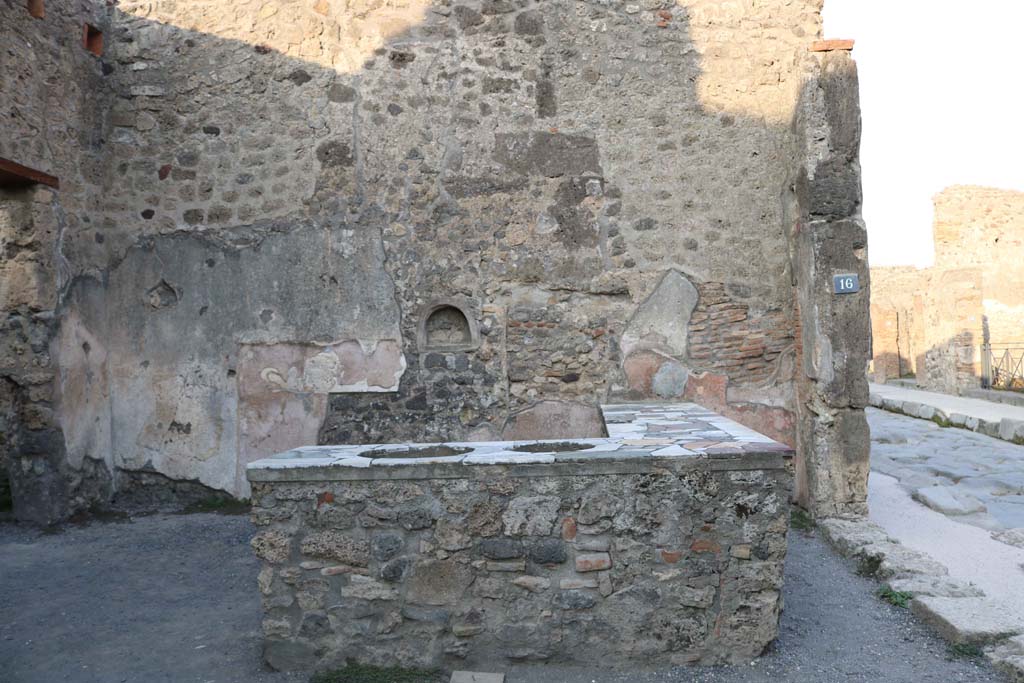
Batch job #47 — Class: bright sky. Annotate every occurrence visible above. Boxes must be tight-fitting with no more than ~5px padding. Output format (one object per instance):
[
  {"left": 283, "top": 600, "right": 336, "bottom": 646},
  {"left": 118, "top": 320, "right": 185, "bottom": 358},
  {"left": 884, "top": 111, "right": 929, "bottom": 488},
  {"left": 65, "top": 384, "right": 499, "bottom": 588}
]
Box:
[{"left": 823, "top": 0, "right": 1024, "bottom": 267}]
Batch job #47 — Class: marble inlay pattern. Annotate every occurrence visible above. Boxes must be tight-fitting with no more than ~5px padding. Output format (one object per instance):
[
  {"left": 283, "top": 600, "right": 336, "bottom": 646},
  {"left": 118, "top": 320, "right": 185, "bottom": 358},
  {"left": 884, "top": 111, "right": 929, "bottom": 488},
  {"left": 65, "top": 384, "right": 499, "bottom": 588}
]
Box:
[{"left": 248, "top": 402, "right": 792, "bottom": 474}]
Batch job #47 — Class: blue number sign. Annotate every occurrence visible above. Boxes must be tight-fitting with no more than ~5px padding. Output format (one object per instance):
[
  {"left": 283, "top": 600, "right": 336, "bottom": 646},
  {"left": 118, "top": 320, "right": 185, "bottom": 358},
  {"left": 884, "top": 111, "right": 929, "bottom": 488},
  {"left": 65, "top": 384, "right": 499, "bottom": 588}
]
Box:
[{"left": 832, "top": 274, "right": 860, "bottom": 294}]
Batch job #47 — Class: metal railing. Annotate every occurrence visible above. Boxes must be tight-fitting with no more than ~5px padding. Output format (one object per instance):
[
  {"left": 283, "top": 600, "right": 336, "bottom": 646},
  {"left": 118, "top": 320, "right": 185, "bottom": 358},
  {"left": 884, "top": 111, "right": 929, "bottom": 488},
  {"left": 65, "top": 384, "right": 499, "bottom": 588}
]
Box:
[{"left": 981, "top": 343, "right": 1024, "bottom": 391}]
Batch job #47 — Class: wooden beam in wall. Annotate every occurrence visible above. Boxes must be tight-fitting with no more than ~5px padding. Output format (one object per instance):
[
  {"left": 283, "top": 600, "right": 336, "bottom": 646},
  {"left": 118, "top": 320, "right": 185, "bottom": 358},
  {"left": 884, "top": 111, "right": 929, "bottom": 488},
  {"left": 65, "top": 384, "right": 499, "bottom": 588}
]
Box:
[{"left": 0, "top": 157, "right": 60, "bottom": 189}]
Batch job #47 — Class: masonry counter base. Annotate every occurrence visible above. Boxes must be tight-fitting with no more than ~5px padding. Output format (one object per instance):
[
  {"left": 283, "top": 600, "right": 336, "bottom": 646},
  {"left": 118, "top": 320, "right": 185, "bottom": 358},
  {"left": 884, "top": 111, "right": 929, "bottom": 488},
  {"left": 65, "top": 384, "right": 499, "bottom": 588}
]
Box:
[{"left": 246, "top": 403, "right": 793, "bottom": 670}]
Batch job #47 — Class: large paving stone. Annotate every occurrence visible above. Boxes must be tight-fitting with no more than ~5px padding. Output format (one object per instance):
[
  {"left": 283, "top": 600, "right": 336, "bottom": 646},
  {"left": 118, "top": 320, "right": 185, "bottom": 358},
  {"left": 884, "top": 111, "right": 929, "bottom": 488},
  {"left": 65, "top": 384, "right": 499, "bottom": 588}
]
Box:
[
  {"left": 911, "top": 597, "right": 1024, "bottom": 646},
  {"left": 913, "top": 486, "right": 987, "bottom": 515}
]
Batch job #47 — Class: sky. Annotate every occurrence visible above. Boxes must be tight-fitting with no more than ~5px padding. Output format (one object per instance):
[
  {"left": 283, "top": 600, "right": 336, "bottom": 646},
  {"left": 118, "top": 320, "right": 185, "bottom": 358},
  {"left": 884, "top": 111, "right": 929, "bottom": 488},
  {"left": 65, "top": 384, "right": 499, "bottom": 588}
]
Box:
[{"left": 823, "top": 0, "right": 1024, "bottom": 267}]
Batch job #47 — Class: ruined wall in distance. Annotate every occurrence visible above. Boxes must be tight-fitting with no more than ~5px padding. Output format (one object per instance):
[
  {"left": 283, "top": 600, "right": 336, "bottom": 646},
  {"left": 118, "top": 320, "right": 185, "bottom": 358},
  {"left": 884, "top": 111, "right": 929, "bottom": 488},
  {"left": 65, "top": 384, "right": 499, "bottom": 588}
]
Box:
[
  {"left": 869, "top": 185, "right": 1020, "bottom": 393},
  {"left": 934, "top": 185, "right": 1024, "bottom": 345}
]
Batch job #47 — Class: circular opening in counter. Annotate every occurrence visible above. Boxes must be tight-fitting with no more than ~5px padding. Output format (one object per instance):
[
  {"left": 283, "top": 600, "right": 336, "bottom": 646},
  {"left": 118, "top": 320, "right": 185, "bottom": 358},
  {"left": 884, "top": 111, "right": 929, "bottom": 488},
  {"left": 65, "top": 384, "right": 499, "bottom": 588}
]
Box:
[
  {"left": 511, "top": 441, "right": 596, "bottom": 453},
  {"left": 358, "top": 445, "right": 474, "bottom": 459}
]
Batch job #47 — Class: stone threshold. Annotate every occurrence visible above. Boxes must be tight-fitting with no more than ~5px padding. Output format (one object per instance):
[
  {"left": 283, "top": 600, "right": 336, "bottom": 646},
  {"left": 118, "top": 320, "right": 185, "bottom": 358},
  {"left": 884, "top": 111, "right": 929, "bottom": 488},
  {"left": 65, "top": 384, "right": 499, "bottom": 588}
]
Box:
[
  {"left": 247, "top": 401, "right": 793, "bottom": 483},
  {"left": 869, "top": 390, "right": 1024, "bottom": 446},
  {"left": 818, "top": 518, "right": 1024, "bottom": 679}
]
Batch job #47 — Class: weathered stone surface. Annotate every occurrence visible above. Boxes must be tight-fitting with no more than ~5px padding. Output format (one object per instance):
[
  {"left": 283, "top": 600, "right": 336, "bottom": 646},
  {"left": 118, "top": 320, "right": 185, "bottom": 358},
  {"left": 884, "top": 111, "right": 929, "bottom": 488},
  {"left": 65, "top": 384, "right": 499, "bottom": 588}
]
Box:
[
  {"left": 790, "top": 48, "right": 871, "bottom": 517},
  {"left": 911, "top": 597, "right": 1024, "bottom": 646},
  {"left": 300, "top": 532, "right": 369, "bottom": 567},
  {"left": 250, "top": 451, "right": 790, "bottom": 669},
  {"left": 493, "top": 132, "right": 602, "bottom": 178},
  {"left": 511, "top": 576, "right": 550, "bottom": 593},
  {"left": 620, "top": 270, "right": 698, "bottom": 361},
  {"left": 251, "top": 531, "right": 291, "bottom": 564},
  {"left": 818, "top": 518, "right": 895, "bottom": 556},
  {"left": 575, "top": 552, "right": 611, "bottom": 572},
  {"left": 993, "top": 529, "right": 1024, "bottom": 550},
  {"left": 263, "top": 639, "right": 317, "bottom": 671},
  {"left": 479, "top": 538, "right": 523, "bottom": 560},
  {"left": 886, "top": 576, "right": 985, "bottom": 599},
  {"left": 987, "top": 635, "right": 1024, "bottom": 683},
  {"left": 371, "top": 532, "right": 404, "bottom": 561},
  {"left": 406, "top": 560, "right": 475, "bottom": 606},
  {"left": 913, "top": 486, "right": 987, "bottom": 516},
  {"left": 502, "top": 496, "right": 560, "bottom": 537},
  {"left": 555, "top": 590, "right": 597, "bottom": 610},
  {"left": 341, "top": 576, "right": 399, "bottom": 601},
  {"left": 500, "top": 402, "right": 606, "bottom": 441},
  {"left": 529, "top": 539, "right": 567, "bottom": 565},
  {"left": 485, "top": 560, "right": 526, "bottom": 572},
  {"left": 450, "top": 672, "right": 505, "bottom": 683},
  {"left": 857, "top": 541, "right": 949, "bottom": 580}
]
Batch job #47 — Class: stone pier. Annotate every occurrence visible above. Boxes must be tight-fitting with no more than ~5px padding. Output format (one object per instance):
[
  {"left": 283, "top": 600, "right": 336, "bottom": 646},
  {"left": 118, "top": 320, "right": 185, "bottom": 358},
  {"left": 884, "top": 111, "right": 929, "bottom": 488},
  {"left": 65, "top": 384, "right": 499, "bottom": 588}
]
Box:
[{"left": 247, "top": 403, "right": 792, "bottom": 671}]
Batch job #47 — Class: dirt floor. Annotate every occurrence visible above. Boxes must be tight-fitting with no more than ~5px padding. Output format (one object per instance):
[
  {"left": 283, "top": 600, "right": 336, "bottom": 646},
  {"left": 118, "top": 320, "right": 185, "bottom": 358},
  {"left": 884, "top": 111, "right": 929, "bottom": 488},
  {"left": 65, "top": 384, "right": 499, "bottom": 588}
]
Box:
[{"left": 0, "top": 511, "right": 1004, "bottom": 683}]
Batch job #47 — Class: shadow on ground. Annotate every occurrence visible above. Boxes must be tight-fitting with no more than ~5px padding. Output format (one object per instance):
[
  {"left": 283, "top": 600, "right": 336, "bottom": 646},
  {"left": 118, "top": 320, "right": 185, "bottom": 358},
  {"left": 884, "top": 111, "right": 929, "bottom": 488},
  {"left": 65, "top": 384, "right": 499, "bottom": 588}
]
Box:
[{"left": 0, "top": 513, "right": 1001, "bottom": 683}]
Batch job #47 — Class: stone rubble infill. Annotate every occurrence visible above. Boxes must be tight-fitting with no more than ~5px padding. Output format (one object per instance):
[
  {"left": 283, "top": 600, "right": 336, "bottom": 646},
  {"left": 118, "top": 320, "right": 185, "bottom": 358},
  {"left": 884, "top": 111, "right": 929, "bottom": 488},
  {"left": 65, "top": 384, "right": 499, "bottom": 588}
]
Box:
[
  {"left": 818, "top": 517, "right": 1024, "bottom": 679},
  {"left": 869, "top": 383, "right": 1024, "bottom": 446},
  {"left": 247, "top": 402, "right": 793, "bottom": 670}
]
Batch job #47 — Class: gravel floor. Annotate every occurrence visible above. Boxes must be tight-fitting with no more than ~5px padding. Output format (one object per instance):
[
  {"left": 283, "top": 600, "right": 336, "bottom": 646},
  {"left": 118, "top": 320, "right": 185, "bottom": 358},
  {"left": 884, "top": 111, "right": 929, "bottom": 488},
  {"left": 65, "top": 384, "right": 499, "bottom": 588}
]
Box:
[{"left": 0, "top": 512, "right": 1003, "bottom": 683}]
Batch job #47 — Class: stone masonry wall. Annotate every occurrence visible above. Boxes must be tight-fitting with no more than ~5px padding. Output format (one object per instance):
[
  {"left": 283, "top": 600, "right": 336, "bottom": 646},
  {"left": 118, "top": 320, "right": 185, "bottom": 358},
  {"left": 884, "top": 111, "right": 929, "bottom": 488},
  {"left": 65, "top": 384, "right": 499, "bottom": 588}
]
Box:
[
  {"left": 933, "top": 186, "right": 1024, "bottom": 345},
  {"left": 1, "top": 1, "right": 872, "bottom": 522},
  {"left": 249, "top": 460, "right": 789, "bottom": 670},
  {"left": 1, "top": 0, "right": 113, "bottom": 523}
]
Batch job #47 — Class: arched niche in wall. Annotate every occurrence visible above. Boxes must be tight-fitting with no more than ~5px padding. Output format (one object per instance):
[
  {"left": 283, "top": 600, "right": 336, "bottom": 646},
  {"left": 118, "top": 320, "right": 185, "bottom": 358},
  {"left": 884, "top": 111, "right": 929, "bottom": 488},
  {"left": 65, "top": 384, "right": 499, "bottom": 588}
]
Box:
[{"left": 417, "top": 301, "right": 479, "bottom": 352}]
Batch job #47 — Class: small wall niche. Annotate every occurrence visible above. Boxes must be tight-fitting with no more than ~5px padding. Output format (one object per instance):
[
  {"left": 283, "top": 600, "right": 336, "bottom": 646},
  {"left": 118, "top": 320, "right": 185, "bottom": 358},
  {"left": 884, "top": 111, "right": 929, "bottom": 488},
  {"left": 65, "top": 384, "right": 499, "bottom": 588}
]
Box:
[
  {"left": 27, "top": 0, "right": 44, "bottom": 19},
  {"left": 82, "top": 23, "right": 103, "bottom": 56},
  {"left": 417, "top": 301, "right": 479, "bottom": 352}
]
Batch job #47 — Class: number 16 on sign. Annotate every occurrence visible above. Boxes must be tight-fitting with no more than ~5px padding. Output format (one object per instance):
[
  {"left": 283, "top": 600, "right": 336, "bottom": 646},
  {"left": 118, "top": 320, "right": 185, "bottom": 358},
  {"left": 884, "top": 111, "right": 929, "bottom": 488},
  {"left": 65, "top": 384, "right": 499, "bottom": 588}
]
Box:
[{"left": 832, "top": 274, "right": 860, "bottom": 294}]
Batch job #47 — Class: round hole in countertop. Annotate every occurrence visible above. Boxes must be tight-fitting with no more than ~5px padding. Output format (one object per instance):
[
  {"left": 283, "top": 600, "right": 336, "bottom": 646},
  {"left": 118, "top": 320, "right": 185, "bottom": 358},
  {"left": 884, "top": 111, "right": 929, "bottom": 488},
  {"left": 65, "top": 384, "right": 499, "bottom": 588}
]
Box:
[{"left": 357, "top": 445, "right": 474, "bottom": 459}]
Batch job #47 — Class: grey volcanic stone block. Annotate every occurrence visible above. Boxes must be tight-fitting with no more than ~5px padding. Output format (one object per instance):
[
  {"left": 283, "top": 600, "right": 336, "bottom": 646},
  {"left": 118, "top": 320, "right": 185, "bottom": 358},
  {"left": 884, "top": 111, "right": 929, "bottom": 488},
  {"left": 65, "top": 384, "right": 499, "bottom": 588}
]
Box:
[
  {"left": 818, "top": 518, "right": 894, "bottom": 556},
  {"left": 263, "top": 639, "right": 317, "bottom": 671},
  {"left": 913, "top": 486, "right": 986, "bottom": 515},
  {"left": 862, "top": 541, "right": 949, "bottom": 580},
  {"left": 911, "top": 597, "right": 1024, "bottom": 646}
]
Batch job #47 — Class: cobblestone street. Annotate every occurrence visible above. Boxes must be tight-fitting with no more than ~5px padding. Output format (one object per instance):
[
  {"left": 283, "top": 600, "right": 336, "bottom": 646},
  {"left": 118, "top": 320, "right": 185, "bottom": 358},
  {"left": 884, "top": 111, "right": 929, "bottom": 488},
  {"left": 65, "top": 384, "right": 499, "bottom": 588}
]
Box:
[
  {"left": 869, "top": 407, "right": 1024, "bottom": 532},
  {"left": 866, "top": 406, "right": 1024, "bottom": 663}
]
